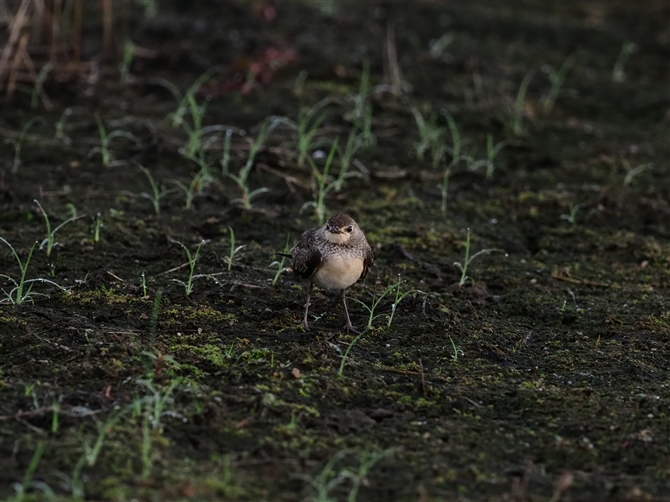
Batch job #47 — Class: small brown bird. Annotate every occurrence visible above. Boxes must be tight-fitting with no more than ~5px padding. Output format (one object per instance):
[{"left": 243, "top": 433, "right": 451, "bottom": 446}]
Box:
[{"left": 291, "top": 213, "right": 373, "bottom": 332}]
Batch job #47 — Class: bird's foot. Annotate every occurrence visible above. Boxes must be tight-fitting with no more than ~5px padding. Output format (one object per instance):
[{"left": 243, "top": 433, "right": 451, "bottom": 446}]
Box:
[{"left": 343, "top": 323, "right": 361, "bottom": 335}]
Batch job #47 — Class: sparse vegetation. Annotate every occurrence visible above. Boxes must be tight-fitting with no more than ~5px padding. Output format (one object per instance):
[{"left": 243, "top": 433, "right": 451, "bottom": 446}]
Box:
[{"left": 0, "top": 3, "right": 666, "bottom": 502}]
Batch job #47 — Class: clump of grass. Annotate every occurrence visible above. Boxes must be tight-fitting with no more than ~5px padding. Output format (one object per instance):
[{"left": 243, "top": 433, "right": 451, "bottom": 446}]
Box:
[
  {"left": 7, "top": 116, "right": 47, "bottom": 173},
  {"left": 224, "top": 227, "right": 245, "bottom": 271},
  {"left": 89, "top": 114, "right": 142, "bottom": 166},
  {"left": 34, "top": 200, "right": 82, "bottom": 257},
  {"left": 454, "top": 229, "right": 506, "bottom": 286},
  {"left": 301, "top": 139, "right": 340, "bottom": 224},
  {"left": 612, "top": 41, "right": 638, "bottom": 83},
  {"left": 541, "top": 55, "right": 575, "bottom": 113}
]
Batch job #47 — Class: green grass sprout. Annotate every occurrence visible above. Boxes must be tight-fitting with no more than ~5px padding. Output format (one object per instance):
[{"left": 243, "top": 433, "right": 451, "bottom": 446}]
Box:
[
  {"left": 89, "top": 114, "right": 142, "bottom": 166},
  {"left": 225, "top": 227, "right": 245, "bottom": 271},
  {"left": 454, "top": 229, "right": 506, "bottom": 287},
  {"left": 561, "top": 202, "right": 585, "bottom": 225},
  {"left": 137, "top": 163, "right": 174, "bottom": 215},
  {"left": 34, "top": 199, "right": 82, "bottom": 256},
  {"left": 8, "top": 116, "right": 47, "bottom": 173},
  {"left": 512, "top": 70, "right": 535, "bottom": 136},
  {"left": 612, "top": 41, "right": 638, "bottom": 82},
  {"left": 269, "top": 234, "right": 292, "bottom": 285},
  {"left": 228, "top": 119, "right": 281, "bottom": 208},
  {"left": 622, "top": 160, "right": 653, "bottom": 187},
  {"left": 31, "top": 62, "right": 53, "bottom": 110},
  {"left": 541, "top": 55, "right": 575, "bottom": 113},
  {"left": 170, "top": 240, "right": 203, "bottom": 295},
  {"left": 303, "top": 139, "right": 339, "bottom": 224}
]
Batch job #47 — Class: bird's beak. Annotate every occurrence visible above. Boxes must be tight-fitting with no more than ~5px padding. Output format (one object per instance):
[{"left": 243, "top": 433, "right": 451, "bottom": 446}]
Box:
[{"left": 329, "top": 226, "right": 342, "bottom": 234}]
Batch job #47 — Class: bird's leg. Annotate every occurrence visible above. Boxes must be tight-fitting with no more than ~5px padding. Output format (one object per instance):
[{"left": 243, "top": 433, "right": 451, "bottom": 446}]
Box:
[
  {"left": 303, "top": 282, "right": 314, "bottom": 331},
  {"left": 341, "top": 289, "right": 360, "bottom": 334}
]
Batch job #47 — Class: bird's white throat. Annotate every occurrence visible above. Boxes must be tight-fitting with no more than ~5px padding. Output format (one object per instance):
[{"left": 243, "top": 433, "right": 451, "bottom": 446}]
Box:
[{"left": 324, "top": 231, "right": 351, "bottom": 245}]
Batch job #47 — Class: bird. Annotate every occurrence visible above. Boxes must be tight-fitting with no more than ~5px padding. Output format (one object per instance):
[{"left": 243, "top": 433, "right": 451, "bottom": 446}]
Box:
[{"left": 290, "top": 213, "right": 373, "bottom": 332}]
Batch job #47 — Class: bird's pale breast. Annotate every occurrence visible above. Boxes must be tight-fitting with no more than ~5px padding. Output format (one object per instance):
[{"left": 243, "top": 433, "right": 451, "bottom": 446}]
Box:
[{"left": 312, "top": 253, "right": 364, "bottom": 290}]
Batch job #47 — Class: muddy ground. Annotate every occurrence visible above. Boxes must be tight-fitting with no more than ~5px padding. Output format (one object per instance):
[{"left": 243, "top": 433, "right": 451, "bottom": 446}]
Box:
[{"left": 1, "top": 1, "right": 669, "bottom": 501}]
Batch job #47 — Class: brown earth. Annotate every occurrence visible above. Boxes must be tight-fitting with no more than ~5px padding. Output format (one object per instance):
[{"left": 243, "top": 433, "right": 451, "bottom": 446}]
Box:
[{"left": 0, "top": 1, "right": 669, "bottom": 501}]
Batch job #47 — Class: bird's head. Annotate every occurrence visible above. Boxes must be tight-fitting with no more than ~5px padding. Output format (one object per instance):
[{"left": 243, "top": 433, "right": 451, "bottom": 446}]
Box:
[{"left": 322, "top": 213, "right": 359, "bottom": 244}]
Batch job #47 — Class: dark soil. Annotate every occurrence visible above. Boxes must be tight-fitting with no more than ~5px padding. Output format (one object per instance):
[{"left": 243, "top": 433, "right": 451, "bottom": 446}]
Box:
[{"left": 1, "top": 2, "right": 669, "bottom": 501}]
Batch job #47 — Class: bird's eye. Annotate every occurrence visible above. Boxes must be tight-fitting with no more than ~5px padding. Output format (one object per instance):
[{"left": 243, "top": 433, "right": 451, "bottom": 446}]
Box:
[{"left": 346, "top": 226, "right": 353, "bottom": 233}]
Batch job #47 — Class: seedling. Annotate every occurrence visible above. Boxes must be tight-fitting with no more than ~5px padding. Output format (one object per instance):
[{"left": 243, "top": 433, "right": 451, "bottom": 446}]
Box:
[
  {"left": 453, "top": 229, "right": 506, "bottom": 286},
  {"left": 338, "top": 330, "right": 367, "bottom": 378},
  {"left": 612, "top": 41, "right": 638, "bottom": 82},
  {"left": 334, "top": 128, "right": 363, "bottom": 192},
  {"left": 411, "top": 107, "right": 446, "bottom": 162},
  {"left": 31, "top": 62, "right": 53, "bottom": 110},
  {"left": 170, "top": 169, "right": 207, "bottom": 210},
  {"left": 386, "top": 276, "right": 422, "bottom": 328},
  {"left": 439, "top": 110, "right": 463, "bottom": 214},
  {"left": 293, "top": 100, "right": 331, "bottom": 167},
  {"left": 119, "top": 40, "right": 135, "bottom": 83},
  {"left": 228, "top": 119, "right": 281, "bottom": 208},
  {"left": 269, "top": 234, "right": 292, "bottom": 285},
  {"left": 511, "top": 70, "right": 535, "bottom": 136},
  {"left": 53, "top": 108, "right": 72, "bottom": 143},
  {"left": 169, "top": 68, "right": 219, "bottom": 128},
  {"left": 561, "top": 203, "right": 585, "bottom": 225},
  {"left": 89, "top": 114, "right": 141, "bottom": 166},
  {"left": 224, "top": 227, "right": 245, "bottom": 271},
  {"left": 468, "top": 134, "right": 509, "bottom": 180},
  {"left": 91, "top": 213, "right": 103, "bottom": 242},
  {"left": 341, "top": 448, "right": 395, "bottom": 502},
  {"left": 220, "top": 128, "right": 234, "bottom": 176},
  {"left": 429, "top": 33, "right": 455, "bottom": 58},
  {"left": 302, "top": 139, "right": 339, "bottom": 224},
  {"left": 448, "top": 335, "right": 463, "bottom": 360},
  {"left": 7, "top": 116, "right": 47, "bottom": 173},
  {"left": 171, "top": 240, "right": 203, "bottom": 295},
  {"left": 12, "top": 441, "right": 47, "bottom": 502},
  {"left": 622, "top": 160, "right": 653, "bottom": 187},
  {"left": 351, "top": 59, "right": 375, "bottom": 147},
  {"left": 541, "top": 55, "right": 575, "bottom": 113},
  {"left": 299, "top": 450, "right": 349, "bottom": 500},
  {"left": 137, "top": 164, "right": 174, "bottom": 215},
  {"left": 34, "top": 200, "right": 82, "bottom": 256}
]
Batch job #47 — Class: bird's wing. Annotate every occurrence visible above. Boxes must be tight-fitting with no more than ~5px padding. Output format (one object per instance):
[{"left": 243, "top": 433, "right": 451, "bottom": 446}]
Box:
[
  {"left": 360, "top": 243, "right": 374, "bottom": 279},
  {"left": 292, "top": 229, "right": 322, "bottom": 279}
]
